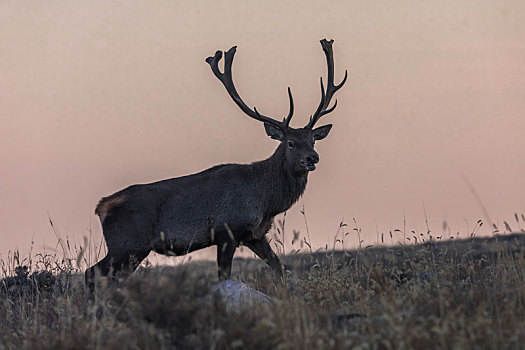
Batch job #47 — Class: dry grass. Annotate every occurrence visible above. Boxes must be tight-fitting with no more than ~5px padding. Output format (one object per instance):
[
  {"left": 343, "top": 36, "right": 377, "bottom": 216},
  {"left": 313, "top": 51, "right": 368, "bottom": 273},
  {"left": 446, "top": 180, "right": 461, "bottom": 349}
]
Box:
[{"left": 1, "top": 230, "right": 525, "bottom": 349}]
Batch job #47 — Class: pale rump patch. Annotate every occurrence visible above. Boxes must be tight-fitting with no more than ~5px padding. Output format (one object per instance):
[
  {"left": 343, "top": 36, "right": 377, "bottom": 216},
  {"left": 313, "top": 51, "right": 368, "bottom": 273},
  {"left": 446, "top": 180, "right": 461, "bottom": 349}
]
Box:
[{"left": 95, "top": 194, "right": 125, "bottom": 223}]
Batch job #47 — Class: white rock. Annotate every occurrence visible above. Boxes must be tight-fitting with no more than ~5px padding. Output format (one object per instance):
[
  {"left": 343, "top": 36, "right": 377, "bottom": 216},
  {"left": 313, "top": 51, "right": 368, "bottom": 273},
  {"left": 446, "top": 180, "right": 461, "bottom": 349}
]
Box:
[{"left": 210, "top": 280, "right": 273, "bottom": 313}]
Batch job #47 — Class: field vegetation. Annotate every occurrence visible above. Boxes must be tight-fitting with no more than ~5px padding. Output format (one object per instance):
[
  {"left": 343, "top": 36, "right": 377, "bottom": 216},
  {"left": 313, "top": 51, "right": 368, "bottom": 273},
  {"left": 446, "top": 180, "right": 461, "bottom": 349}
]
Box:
[{"left": 1, "top": 217, "right": 525, "bottom": 349}]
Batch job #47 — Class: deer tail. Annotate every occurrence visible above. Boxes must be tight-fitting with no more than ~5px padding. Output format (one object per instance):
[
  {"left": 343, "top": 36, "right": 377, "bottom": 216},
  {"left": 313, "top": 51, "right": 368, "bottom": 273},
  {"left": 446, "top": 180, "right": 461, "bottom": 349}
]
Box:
[{"left": 95, "top": 194, "right": 126, "bottom": 224}]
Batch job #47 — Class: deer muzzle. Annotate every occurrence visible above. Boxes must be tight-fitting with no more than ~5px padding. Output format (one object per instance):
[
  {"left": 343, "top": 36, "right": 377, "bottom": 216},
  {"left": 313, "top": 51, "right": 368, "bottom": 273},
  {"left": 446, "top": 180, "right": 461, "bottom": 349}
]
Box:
[{"left": 302, "top": 153, "right": 319, "bottom": 171}]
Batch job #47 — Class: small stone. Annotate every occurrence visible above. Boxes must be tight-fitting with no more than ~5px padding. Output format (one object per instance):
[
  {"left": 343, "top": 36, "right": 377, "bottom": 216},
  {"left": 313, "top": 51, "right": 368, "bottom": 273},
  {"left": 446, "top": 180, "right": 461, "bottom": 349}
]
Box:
[{"left": 210, "top": 280, "right": 273, "bottom": 313}]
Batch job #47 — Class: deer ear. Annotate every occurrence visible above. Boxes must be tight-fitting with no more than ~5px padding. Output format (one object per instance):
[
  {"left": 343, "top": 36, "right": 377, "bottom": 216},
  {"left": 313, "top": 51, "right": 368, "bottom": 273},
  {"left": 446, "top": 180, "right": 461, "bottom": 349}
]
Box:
[
  {"left": 264, "top": 123, "right": 284, "bottom": 141},
  {"left": 312, "top": 124, "right": 332, "bottom": 141}
]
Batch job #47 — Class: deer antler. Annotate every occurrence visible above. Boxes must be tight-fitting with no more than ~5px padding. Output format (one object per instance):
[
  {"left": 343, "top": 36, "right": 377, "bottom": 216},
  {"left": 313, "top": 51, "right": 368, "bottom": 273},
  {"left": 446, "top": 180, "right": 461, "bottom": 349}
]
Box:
[
  {"left": 306, "top": 39, "right": 348, "bottom": 129},
  {"left": 206, "top": 47, "right": 294, "bottom": 131}
]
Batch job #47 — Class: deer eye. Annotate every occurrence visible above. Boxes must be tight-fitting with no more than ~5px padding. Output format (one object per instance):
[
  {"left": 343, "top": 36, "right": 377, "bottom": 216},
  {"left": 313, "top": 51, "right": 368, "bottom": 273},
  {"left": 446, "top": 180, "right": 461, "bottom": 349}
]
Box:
[{"left": 287, "top": 141, "right": 295, "bottom": 149}]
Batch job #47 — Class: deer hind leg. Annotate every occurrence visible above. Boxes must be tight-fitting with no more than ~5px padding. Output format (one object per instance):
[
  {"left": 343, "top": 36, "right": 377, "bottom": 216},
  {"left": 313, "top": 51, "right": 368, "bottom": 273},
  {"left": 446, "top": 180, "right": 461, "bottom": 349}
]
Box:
[
  {"left": 85, "top": 254, "right": 111, "bottom": 295},
  {"left": 244, "top": 237, "right": 284, "bottom": 278},
  {"left": 85, "top": 249, "right": 150, "bottom": 295}
]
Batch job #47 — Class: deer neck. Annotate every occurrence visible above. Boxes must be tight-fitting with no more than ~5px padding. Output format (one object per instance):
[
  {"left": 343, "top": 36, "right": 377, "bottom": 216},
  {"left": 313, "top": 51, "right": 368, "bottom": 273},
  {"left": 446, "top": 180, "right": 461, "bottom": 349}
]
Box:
[{"left": 258, "top": 143, "right": 308, "bottom": 216}]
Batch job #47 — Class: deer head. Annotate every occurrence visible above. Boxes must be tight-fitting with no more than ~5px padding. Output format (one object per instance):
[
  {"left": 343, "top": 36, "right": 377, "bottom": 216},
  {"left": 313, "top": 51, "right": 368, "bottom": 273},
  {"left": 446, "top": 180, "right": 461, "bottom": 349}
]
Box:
[{"left": 206, "top": 39, "right": 347, "bottom": 177}]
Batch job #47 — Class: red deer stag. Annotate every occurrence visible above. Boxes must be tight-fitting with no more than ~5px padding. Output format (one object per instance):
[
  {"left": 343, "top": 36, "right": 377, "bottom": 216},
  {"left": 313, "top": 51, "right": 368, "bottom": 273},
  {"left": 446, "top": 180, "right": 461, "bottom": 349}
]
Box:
[{"left": 85, "top": 39, "right": 347, "bottom": 293}]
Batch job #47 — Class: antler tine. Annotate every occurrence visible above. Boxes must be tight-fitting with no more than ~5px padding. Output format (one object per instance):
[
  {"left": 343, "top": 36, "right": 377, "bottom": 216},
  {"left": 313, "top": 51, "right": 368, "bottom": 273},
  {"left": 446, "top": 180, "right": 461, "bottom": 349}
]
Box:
[
  {"left": 283, "top": 87, "right": 294, "bottom": 128},
  {"left": 306, "top": 39, "right": 348, "bottom": 129},
  {"left": 206, "top": 46, "right": 294, "bottom": 131}
]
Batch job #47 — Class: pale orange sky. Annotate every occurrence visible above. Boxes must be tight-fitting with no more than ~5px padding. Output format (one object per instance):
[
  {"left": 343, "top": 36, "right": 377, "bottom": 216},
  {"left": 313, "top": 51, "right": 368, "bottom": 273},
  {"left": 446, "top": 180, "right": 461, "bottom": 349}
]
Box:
[{"left": 1, "top": 1, "right": 524, "bottom": 261}]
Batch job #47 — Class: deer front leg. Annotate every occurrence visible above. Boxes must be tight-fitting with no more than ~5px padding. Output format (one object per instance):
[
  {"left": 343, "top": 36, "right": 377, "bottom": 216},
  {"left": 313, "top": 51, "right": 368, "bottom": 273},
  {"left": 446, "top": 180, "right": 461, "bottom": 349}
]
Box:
[
  {"left": 216, "top": 233, "right": 237, "bottom": 280},
  {"left": 244, "top": 237, "right": 284, "bottom": 278}
]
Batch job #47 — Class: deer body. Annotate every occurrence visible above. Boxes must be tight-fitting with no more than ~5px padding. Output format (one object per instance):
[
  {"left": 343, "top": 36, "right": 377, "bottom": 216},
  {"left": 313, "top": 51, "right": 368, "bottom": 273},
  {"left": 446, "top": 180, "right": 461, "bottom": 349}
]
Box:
[
  {"left": 86, "top": 39, "right": 347, "bottom": 293},
  {"left": 100, "top": 143, "right": 306, "bottom": 253},
  {"left": 154, "top": 144, "right": 307, "bottom": 244}
]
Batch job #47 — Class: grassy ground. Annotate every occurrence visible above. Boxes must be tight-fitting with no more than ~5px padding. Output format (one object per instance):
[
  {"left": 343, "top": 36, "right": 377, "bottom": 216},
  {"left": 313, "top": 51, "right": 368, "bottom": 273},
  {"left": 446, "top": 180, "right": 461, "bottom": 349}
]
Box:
[{"left": 1, "top": 232, "right": 525, "bottom": 349}]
